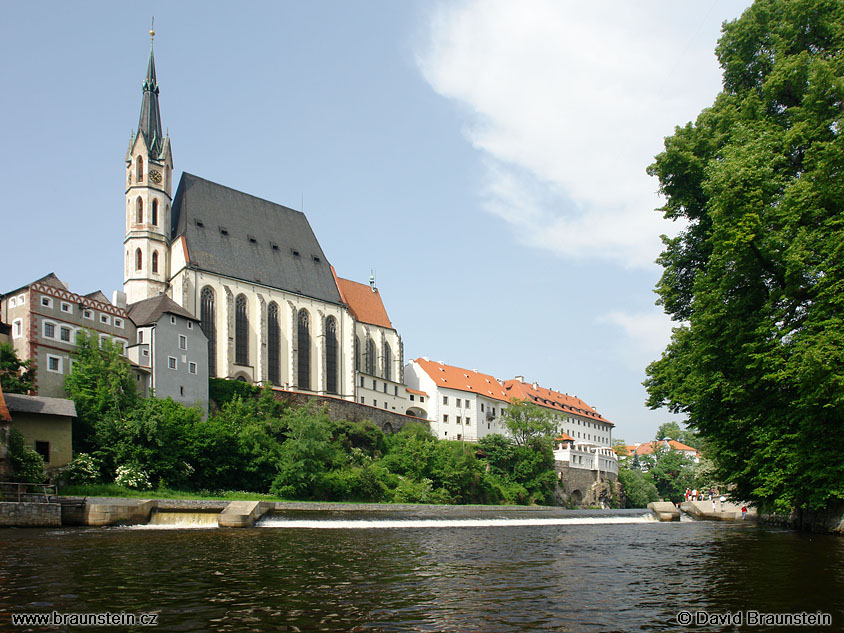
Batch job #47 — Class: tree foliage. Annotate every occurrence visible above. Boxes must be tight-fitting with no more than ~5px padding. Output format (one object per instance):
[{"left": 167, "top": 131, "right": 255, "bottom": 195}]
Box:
[
  {"left": 500, "top": 398, "right": 557, "bottom": 446},
  {"left": 0, "top": 343, "right": 33, "bottom": 395},
  {"left": 645, "top": 0, "right": 844, "bottom": 513}
]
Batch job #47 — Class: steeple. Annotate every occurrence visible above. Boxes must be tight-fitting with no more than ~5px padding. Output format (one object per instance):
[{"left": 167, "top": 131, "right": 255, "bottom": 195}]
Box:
[{"left": 138, "top": 26, "right": 164, "bottom": 157}]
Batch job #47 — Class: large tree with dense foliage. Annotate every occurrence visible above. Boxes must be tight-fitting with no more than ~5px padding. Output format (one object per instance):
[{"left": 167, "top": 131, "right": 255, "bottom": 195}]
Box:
[
  {"left": 645, "top": 0, "right": 844, "bottom": 513},
  {"left": 0, "top": 343, "right": 33, "bottom": 395}
]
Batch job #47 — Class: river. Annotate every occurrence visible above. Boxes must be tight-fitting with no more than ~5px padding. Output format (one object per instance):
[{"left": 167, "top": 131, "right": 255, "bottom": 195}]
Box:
[{"left": 1, "top": 508, "right": 841, "bottom": 632}]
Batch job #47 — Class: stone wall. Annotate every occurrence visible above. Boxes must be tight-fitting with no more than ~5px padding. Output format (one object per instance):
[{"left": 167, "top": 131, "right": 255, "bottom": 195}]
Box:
[
  {"left": 759, "top": 504, "right": 844, "bottom": 535},
  {"left": 554, "top": 462, "right": 620, "bottom": 508},
  {"left": 271, "top": 390, "right": 429, "bottom": 434},
  {"left": 0, "top": 502, "right": 61, "bottom": 527}
]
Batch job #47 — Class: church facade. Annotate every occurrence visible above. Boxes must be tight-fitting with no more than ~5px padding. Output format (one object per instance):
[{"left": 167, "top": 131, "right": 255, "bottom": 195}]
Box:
[{"left": 124, "top": 37, "right": 401, "bottom": 401}]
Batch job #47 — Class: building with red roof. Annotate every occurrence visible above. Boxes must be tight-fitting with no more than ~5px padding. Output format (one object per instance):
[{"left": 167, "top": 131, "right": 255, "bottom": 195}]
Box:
[{"left": 623, "top": 439, "right": 700, "bottom": 463}]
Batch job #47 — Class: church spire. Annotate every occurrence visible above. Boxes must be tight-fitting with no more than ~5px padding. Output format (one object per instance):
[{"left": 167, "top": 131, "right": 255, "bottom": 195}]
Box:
[{"left": 138, "top": 24, "right": 164, "bottom": 157}]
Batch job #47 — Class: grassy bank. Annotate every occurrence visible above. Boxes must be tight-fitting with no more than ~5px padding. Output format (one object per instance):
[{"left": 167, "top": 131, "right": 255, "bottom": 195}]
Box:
[{"left": 59, "top": 483, "right": 287, "bottom": 502}]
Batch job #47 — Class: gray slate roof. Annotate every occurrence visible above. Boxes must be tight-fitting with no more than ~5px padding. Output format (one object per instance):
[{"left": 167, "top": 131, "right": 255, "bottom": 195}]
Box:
[
  {"left": 3, "top": 393, "right": 77, "bottom": 418},
  {"left": 128, "top": 294, "right": 198, "bottom": 326},
  {"left": 170, "top": 173, "right": 342, "bottom": 305}
]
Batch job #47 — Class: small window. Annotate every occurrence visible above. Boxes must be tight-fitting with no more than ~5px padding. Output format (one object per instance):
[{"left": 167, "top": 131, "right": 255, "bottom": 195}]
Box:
[
  {"left": 360, "top": 376, "right": 364, "bottom": 387},
  {"left": 61, "top": 302, "right": 72, "bottom": 314},
  {"left": 17, "top": 294, "right": 25, "bottom": 305},
  {"left": 465, "top": 401, "right": 470, "bottom": 410},
  {"left": 394, "top": 386, "right": 398, "bottom": 396},
  {"left": 291, "top": 249, "right": 300, "bottom": 257},
  {"left": 114, "top": 340, "right": 125, "bottom": 354},
  {"left": 83, "top": 309, "right": 94, "bottom": 320},
  {"left": 43, "top": 322, "right": 55, "bottom": 338},
  {"left": 456, "top": 416, "right": 462, "bottom": 425},
  {"left": 8, "top": 297, "right": 16, "bottom": 308},
  {"left": 168, "top": 356, "right": 177, "bottom": 370},
  {"left": 138, "top": 331, "right": 144, "bottom": 344},
  {"left": 373, "top": 400, "right": 378, "bottom": 408},
  {"left": 98, "top": 334, "right": 109, "bottom": 348},
  {"left": 41, "top": 296, "right": 53, "bottom": 308},
  {"left": 100, "top": 314, "right": 110, "bottom": 325},
  {"left": 180, "top": 386, "right": 184, "bottom": 396},
  {"left": 420, "top": 396, "right": 424, "bottom": 403},
  {"left": 360, "top": 397, "right": 365, "bottom": 404},
  {"left": 187, "top": 321, "right": 193, "bottom": 330},
  {"left": 383, "top": 383, "right": 387, "bottom": 393},
  {"left": 12, "top": 319, "right": 22, "bottom": 338},
  {"left": 142, "top": 349, "right": 149, "bottom": 357},
  {"left": 410, "top": 394, "right": 415, "bottom": 402},
  {"left": 170, "top": 316, "right": 176, "bottom": 325},
  {"left": 271, "top": 243, "right": 279, "bottom": 251},
  {"left": 219, "top": 227, "right": 229, "bottom": 236},
  {"left": 465, "top": 417, "right": 471, "bottom": 426},
  {"left": 372, "top": 379, "right": 377, "bottom": 390},
  {"left": 481, "top": 403, "right": 485, "bottom": 412},
  {"left": 312, "top": 256, "right": 321, "bottom": 263},
  {"left": 248, "top": 235, "right": 257, "bottom": 244},
  {"left": 114, "top": 318, "right": 123, "bottom": 329},
  {"left": 60, "top": 327, "right": 71, "bottom": 342},
  {"left": 443, "top": 396, "right": 448, "bottom": 405},
  {"left": 443, "top": 414, "right": 449, "bottom": 423},
  {"left": 195, "top": 219, "right": 204, "bottom": 228},
  {"left": 179, "top": 335, "right": 187, "bottom": 350},
  {"left": 35, "top": 441, "right": 50, "bottom": 464},
  {"left": 46, "top": 355, "right": 62, "bottom": 373},
  {"left": 456, "top": 398, "right": 462, "bottom": 408},
  {"left": 189, "top": 362, "right": 197, "bottom": 375}
]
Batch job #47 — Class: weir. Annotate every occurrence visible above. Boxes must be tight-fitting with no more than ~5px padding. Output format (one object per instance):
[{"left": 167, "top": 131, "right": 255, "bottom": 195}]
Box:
[{"left": 144, "top": 510, "right": 220, "bottom": 528}]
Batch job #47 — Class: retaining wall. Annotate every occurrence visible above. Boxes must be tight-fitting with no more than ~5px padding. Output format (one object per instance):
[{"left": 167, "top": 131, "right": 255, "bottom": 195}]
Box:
[{"left": 0, "top": 502, "right": 61, "bottom": 527}]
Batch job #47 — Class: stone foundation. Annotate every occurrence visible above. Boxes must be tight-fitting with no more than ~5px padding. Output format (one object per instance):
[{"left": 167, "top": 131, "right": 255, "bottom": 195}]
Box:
[
  {"left": 554, "top": 462, "right": 620, "bottom": 508},
  {"left": 0, "top": 502, "right": 61, "bottom": 527}
]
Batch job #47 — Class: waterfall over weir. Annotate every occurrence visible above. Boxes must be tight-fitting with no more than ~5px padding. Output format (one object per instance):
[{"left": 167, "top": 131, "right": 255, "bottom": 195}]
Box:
[
  {"left": 256, "top": 513, "right": 658, "bottom": 529},
  {"left": 139, "top": 510, "right": 221, "bottom": 529}
]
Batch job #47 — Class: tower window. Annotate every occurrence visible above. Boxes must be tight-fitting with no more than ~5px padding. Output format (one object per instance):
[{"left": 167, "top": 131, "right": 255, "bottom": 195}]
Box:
[
  {"left": 136, "top": 156, "right": 144, "bottom": 183},
  {"left": 297, "top": 309, "right": 310, "bottom": 390},
  {"left": 135, "top": 248, "right": 143, "bottom": 271},
  {"left": 152, "top": 250, "right": 159, "bottom": 273},
  {"left": 152, "top": 199, "right": 159, "bottom": 226},
  {"left": 235, "top": 294, "right": 248, "bottom": 365},
  {"left": 200, "top": 286, "right": 216, "bottom": 377},
  {"left": 136, "top": 197, "right": 143, "bottom": 224},
  {"left": 326, "top": 316, "right": 338, "bottom": 394},
  {"left": 268, "top": 302, "right": 281, "bottom": 386}
]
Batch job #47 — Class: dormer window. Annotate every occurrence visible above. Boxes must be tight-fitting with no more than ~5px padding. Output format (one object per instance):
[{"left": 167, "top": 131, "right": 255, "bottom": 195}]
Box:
[
  {"left": 271, "top": 243, "right": 279, "bottom": 251},
  {"left": 219, "top": 227, "right": 229, "bottom": 236},
  {"left": 291, "top": 249, "right": 300, "bottom": 257},
  {"left": 195, "top": 219, "right": 204, "bottom": 228},
  {"left": 248, "top": 235, "right": 257, "bottom": 244}
]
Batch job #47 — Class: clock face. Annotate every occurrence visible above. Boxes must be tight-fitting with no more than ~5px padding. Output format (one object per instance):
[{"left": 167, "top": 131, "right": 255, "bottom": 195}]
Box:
[{"left": 149, "top": 169, "right": 163, "bottom": 184}]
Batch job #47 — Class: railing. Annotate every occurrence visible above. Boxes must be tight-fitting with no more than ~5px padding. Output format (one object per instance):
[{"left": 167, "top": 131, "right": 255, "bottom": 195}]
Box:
[{"left": 0, "top": 482, "right": 58, "bottom": 503}]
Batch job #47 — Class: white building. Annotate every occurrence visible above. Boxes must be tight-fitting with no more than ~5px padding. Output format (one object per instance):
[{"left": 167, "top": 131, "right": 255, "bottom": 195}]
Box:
[{"left": 404, "top": 358, "right": 511, "bottom": 442}]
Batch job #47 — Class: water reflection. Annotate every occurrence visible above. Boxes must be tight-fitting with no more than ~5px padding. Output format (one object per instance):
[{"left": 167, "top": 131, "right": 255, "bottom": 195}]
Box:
[{"left": 0, "top": 514, "right": 841, "bottom": 632}]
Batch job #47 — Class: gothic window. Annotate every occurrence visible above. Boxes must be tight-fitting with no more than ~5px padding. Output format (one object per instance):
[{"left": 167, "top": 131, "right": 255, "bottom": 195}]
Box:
[
  {"left": 355, "top": 335, "right": 361, "bottom": 371},
  {"left": 136, "top": 197, "right": 143, "bottom": 224},
  {"left": 268, "top": 302, "right": 280, "bottom": 386},
  {"left": 136, "top": 156, "right": 144, "bottom": 182},
  {"left": 326, "top": 317, "right": 338, "bottom": 395},
  {"left": 135, "top": 248, "right": 142, "bottom": 271},
  {"left": 152, "top": 199, "right": 158, "bottom": 226},
  {"left": 151, "top": 250, "right": 159, "bottom": 273},
  {"left": 365, "top": 337, "right": 375, "bottom": 375},
  {"left": 297, "top": 309, "right": 310, "bottom": 390},
  {"left": 384, "top": 342, "right": 392, "bottom": 381},
  {"left": 235, "top": 294, "right": 248, "bottom": 366},
  {"left": 200, "top": 286, "right": 216, "bottom": 377}
]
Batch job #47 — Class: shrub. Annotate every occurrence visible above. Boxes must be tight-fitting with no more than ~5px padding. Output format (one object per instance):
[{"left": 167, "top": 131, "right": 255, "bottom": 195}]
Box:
[
  {"left": 6, "top": 428, "right": 45, "bottom": 483},
  {"left": 114, "top": 464, "right": 152, "bottom": 490},
  {"left": 60, "top": 453, "right": 101, "bottom": 485}
]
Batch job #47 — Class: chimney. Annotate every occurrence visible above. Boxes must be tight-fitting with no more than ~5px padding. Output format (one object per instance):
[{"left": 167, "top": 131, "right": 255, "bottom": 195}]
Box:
[
  {"left": 515, "top": 375, "right": 525, "bottom": 382},
  {"left": 112, "top": 290, "right": 127, "bottom": 310}
]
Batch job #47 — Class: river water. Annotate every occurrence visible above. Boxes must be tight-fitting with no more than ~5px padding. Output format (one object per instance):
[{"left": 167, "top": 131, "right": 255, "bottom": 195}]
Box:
[{"left": 1, "top": 508, "right": 841, "bottom": 632}]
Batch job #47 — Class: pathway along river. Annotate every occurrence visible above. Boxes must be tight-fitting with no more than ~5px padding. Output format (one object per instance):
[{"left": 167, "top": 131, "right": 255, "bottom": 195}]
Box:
[{"left": 1, "top": 508, "right": 842, "bottom": 632}]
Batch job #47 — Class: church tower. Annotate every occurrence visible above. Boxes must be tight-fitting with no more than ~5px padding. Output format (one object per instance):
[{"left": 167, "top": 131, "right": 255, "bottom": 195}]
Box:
[{"left": 124, "top": 27, "right": 173, "bottom": 305}]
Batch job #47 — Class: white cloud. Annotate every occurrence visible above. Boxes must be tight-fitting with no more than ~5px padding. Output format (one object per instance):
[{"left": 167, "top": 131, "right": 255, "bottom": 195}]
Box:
[
  {"left": 599, "top": 309, "right": 679, "bottom": 372},
  {"left": 417, "top": 0, "right": 749, "bottom": 268}
]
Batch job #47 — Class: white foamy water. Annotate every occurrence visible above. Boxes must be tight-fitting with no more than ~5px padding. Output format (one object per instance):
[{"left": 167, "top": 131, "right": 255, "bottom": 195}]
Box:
[{"left": 256, "top": 515, "right": 657, "bottom": 529}]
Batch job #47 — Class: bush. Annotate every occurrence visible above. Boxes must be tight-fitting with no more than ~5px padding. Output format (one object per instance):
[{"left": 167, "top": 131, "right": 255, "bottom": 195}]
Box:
[
  {"left": 209, "top": 378, "right": 260, "bottom": 407},
  {"left": 6, "top": 428, "right": 45, "bottom": 483},
  {"left": 60, "top": 453, "right": 101, "bottom": 485},
  {"left": 114, "top": 464, "right": 152, "bottom": 490}
]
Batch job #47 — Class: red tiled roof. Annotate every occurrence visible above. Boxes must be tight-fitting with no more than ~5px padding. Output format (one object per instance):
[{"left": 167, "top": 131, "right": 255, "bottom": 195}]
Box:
[
  {"left": 333, "top": 269, "right": 394, "bottom": 329},
  {"left": 555, "top": 433, "right": 575, "bottom": 442},
  {"left": 501, "top": 379, "right": 613, "bottom": 427},
  {"left": 0, "top": 384, "right": 11, "bottom": 422},
  {"left": 413, "top": 358, "right": 510, "bottom": 402},
  {"left": 406, "top": 388, "right": 428, "bottom": 397},
  {"left": 625, "top": 440, "right": 699, "bottom": 456}
]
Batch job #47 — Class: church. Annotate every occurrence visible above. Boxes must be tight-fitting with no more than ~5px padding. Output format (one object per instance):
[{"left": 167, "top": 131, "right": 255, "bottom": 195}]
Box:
[{"left": 124, "top": 32, "right": 404, "bottom": 403}]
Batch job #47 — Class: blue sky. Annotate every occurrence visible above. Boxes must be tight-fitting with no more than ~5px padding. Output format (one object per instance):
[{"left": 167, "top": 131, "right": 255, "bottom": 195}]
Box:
[{"left": 2, "top": 1, "right": 752, "bottom": 443}]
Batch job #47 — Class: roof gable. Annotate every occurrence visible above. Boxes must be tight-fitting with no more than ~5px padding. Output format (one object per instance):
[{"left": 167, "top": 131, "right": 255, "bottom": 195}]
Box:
[
  {"left": 170, "top": 173, "right": 342, "bottom": 304},
  {"left": 128, "top": 294, "right": 199, "bottom": 326},
  {"left": 335, "top": 273, "right": 393, "bottom": 329}
]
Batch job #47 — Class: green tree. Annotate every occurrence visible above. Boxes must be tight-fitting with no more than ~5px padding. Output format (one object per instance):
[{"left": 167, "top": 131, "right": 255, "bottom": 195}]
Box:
[
  {"left": 65, "top": 330, "right": 138, "bottom": 452},
  {"left": 655, "top": 422, "right": 682, "bottom": 441},
  {"left": 617, "top": 465, "right": 659, "bottom": 508},
  {"left": 645, "top": 0, "right": 844, "bottom": 513},
  {"left": 650, "top": 448, "right": 697, "bottom": 503},
  {"left": 5, "top": 428, "right": 45, "bottom": 483},
  {"left": 501, "top": 398, "right": 556, "bottom": 446},
  {"left": 0, "top": 343, "right": 33, "bottom": 395}
]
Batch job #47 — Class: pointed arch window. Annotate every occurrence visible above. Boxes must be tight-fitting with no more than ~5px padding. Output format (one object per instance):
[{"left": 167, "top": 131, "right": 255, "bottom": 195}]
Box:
[
  {"left": 135, "top": 248, "right": 143, "bottom": 271},
  {"left": 326, "top": 317, "right": 338, "bottom": 394},
  {"left": 355, "top": 336, "right": 361, "bottom": 371},
  {"left": 151, "top": 199, "right": 159, "bottom": 226},
  {"left": 200, "top": 286, "right": 216, "bottom": 377},
  {"left": 268, "top": 302, "right": 280, "bottom": 386},
  {"left": 151, "top": 250, "right": 159, "bottom": 274},
  {"left": 136, "top": 197, "right": 143, "bottom": 224},
  {"left": 365, "top": 337, "right": 376, "bottom": 375},
  {"left": 384, "top": 342, "right": 392, "bottom": 382},
  {"left": 297, "top": 309, "right": 310, "bottom": 390},
  {"left": 136, "top": 156, "right": 144, "bottom": 182},
  {"left": 235, "top": 294, "right": 248, "bottom": 366}
]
